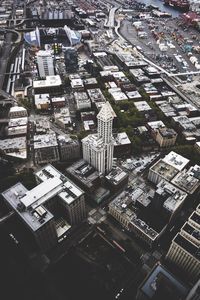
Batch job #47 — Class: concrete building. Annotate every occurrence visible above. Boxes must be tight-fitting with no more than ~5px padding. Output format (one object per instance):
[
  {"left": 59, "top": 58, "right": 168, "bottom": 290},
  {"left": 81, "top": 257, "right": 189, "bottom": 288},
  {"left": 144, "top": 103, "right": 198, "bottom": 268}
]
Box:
[
  {"left": 136, "top": 263, "right": 189, "bottom": 300},
  {"left": 34, "top": 94, "right": 50, "bottom": 110},
  {"left": 8, "top": 106, "right": 27, "bottom": 118},
  {"left": 66, "top": 159, "right": 100, "bottom": 194},
  {"left": 36, "top": 50, "right": 55, "bottom": 78},
  {"left": 7, "top": 116, "right": 28, "bottom": 137},
  {"left": 74, "top": 92, "right": 91, "bottom": 110},
  {"left": 186, "top": 279, "right": 200, "bottom": 300},
  {"left": 87, "top": 88, "right": 106, "bottom": 111},
  {"left": 114, "top": 132, "right": 132, "bottom": 158},
  {"left": 171, "top": 165, "right": 200, "bottom": 195},
  {"left": 2, "top": 182, "right": 57, "bottom": 252},
  {"left": 35, "top": 165, "right": 86, "bottom": 225},
  {"left": 148, "top": 152, "right": 189, "bottom": 185},
  {"left": 82, "top": 102, "right": 116, "bottom": 174},
  {"left": 57, "top": 135, "right": 80, "bottom": 161},
  {"left": 105, "top": 167, "right": 129, "bottom": 192},
  {"left": 154, "top": 180, "right": 188, "bottom": 221},
  {"left": 166, "top": 204, "right": 200, "bottom": 283},
  {"left": 33, "top": 133, "right": 60, "bottom": 164},
  {"left": 0, "top": 137, "right": 27, "bottom": 159},
  {"left": 54, "top": 108, "right": 72, "bottom": 129},
  {"left": 2, "top": 164, "right": 86, "bottom": 251},
  {"left": 33, "top": 75, "right": 62, "bottom": 95},
  {"left": 155, "top": 127, "right": 177, "bottom": 148},
  {"left": 108, "top": 186, "right": 159, "bottom": 247}
]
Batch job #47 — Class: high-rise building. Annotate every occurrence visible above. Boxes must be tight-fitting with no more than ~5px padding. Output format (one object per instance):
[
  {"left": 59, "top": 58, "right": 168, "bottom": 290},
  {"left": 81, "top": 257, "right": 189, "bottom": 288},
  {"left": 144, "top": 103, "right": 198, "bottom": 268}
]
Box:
[
  {"left": 82, "top": 102, "right": 116, "bottom": 174},
  {"left": 166, "top": 204, "right": 200, "bottom": 283},
  {"left": 136, "top": 263, "right": 189, "bottom": 300},
  {"left": 64, "top": 48, "right": 78, "bottom": 73},
  {"left": 36, "top": 50, "right": 55, "bottom": 78},
  {"left": 2, "top": 164, "right": 86, "bottom": 252}
]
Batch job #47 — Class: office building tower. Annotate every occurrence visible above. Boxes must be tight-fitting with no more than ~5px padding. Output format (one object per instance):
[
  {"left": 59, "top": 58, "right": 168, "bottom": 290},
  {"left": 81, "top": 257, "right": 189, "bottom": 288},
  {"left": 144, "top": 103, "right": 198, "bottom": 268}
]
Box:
[
  {"left": 82, "top": 102, "right": 116, "bottom": 174},
  {"left": 2, "top": 165, "right": 86, "bottom": 251},
  {"left": 166, "top": 204, "right": 200, "bottom": 283},
  {"left": 36, "top": 50, "right": 55, "bottom": 78}
]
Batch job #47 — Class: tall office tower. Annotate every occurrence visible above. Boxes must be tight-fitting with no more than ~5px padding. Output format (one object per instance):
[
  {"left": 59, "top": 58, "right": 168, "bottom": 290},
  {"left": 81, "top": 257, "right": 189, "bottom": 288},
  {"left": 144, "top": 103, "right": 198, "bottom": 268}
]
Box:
[
  {"left": 2, "top": 164, "right": 86, "bottom": 252},
  {"left": 166, "top": 204, "right": 200, "bottom": 283},
  {"left": 36, "top": 50, "right": 55, "bottom": 78},
  {"left": 82, "top": 102, "right": 116, "bottom": 174},
  {"left": 64, "top": 48, "right": 78, "bottom": 73}
]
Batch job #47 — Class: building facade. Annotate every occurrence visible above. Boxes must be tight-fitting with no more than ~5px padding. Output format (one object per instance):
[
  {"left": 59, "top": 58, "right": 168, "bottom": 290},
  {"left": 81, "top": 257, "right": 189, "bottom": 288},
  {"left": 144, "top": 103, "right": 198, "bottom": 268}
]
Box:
[
  {"left": 166, "top": 204, "right": 200, "bottom": 283},
  {"left": 36, "top": 50, "right": 55, "bottom": 78}
]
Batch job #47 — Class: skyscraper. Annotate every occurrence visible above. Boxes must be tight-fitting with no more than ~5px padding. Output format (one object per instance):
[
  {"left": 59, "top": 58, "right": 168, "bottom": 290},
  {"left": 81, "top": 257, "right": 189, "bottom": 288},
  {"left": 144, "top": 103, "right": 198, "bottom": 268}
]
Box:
[
  {"left": 166, "top": 204, "right": 200, "bottom": 283},
  {"left": 82, "top": 102, "right": 116, "bottom": 174},
  {"left": 36, "top": 50, "right": 55, "bottom": 78}
]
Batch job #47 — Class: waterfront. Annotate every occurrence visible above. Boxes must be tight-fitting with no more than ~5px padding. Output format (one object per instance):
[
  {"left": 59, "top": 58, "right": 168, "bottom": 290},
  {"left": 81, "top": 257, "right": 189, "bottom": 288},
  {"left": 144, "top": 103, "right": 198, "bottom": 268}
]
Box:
[{"left": 136, "top": 0, "right": 181, "bottom": 17}]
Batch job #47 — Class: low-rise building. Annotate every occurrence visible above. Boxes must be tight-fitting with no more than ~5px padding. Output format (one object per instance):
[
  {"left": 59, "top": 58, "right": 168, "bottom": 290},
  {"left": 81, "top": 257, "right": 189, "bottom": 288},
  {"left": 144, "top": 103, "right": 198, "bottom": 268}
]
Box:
[
  {"left": 51, "top": 96, "right": 66, "bottom": 108},
  {"left": 66, "top": 159, "right": 101, "bottom": 194},
  {"left": 87, "top": 88, "right": 106, "bottom": 111},
  {"left": 171, "top": 165, "right": 200, "bottom": 195},
  {"left": 0, "top": 137, "right": 27, "bottom": 159},
  {"left": 81, "top": 111, "right": 96, "bottom": 131},
  {"left": 7, "top": 116, "right": 28, "bottom": 137},
  {"left": 108, "top": 183, "right": 159, "bottom": 247},
  {"left": 8, "top": 106, "right": 27, "bottom": 118},
  {"left": 148, "top": 151, "right": 189, "bottom": 185},
  {"left": 57, "top": 135, "right": 80, "bottom": 161},
  {"left": 155, "top": 127, "right": 177, "bottom": 148},
  {"left": 84, "top": 78, "right": 98, "bottom": 89},
  {"left": 108, "top": 87, "right": 128, "bottom": 103},
  {"left": 34, "top": 93, "right": 50, "bottom": 110},
  {"left": 114, "top": 132, "right": 132, "bottom": 157},
  {"left": 35, "top": 119, "right": 51, "bottom": 134},
  {"left": 154, "top": 180, "right": 188, "bottom": 221},
  {"left": 54, "top": 108, "right": 72, "bottom": 130},
  {"left": 105, "top": 167, "right": 129, "bottom": 192},
  {"left": 33, "top": 133, "right": 60, "bottom": 164},
  {"left": 33, "top": 75, "right": 62, "bottom": 95},
  {"left": 74, "top": 92, "right": 91, "bottom": 110},
  {"left": 70, "top": 78, "right": 84, "bottom": 91}
]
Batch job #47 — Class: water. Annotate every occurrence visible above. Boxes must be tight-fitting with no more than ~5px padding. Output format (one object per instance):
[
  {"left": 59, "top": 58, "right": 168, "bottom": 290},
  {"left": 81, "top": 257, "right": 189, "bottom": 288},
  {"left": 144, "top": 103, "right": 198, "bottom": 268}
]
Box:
[{"left": 137, "top": 0, "right": 181, "bottom": 17}]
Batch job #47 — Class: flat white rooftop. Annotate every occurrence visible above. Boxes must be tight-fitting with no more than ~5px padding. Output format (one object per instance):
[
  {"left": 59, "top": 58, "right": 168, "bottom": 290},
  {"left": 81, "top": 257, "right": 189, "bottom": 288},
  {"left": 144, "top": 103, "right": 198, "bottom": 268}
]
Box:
[
  {"left": 163, "top": 151, "right": 189, "bottom": 172},
  {"left": 20, "top": 177, "right": 63, "bottom": 208},
  {"left": 33, "top": 75, "right": 62, "bottom": 88}
]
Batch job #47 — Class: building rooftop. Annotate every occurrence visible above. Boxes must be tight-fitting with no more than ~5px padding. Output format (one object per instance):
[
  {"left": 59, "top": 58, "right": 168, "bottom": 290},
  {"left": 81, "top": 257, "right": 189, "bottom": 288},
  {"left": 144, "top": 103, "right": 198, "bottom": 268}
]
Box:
[
  {"left": 150, "top": 159, "right": 179, "bottom": 182},
  {"left": 34, "top": 94, "right": 50, "bottom": 106},
  {"left": 114, "top": 132, "right": 131, "bottom": 145},
  {"left": 157, "top": 127, "right": 177, "bottom": 138},
  {"left": 33, "top": 75, "right": 62, "bottom": 88},
  {"left": 97, "top": 101, "right": 116, "bottom": 121},
  {"left": 36, "top": 50, "right": 52, "bottom": 57},
  {"left": 8, "top": 117, "right": 28, "bottom": 127},
  {"left": 156, "top": 180, "right": 188, "bottom": 214},
  {"left": 139, "top": 263, "right": 188, "bottom": 299},
  {"left": 163, "top": 151, "right": 189, "bottom": 172},
  {"left": 87, "top": 88, "right": 106, "bottom": 103},
  {"left": 2, "top": 182, "right": 54, "bottom": 232},
  {"left": 109, "top": 183, "right": 158, "bottom": 240},
  {"left": 0, "top": 137, "right": 27, "bottom": 159},
  {"left": 34, "top": 133, "right": 58, "bottom": 149},
  {"left": 66, "top": 159, "right": 99, "bottom": 190},
  {"left": 171, "top": 168, "right": 200, "bottom": 195},
  {"left": 134, "top": 101, "right": 152, "bottom": 112},
  {"left": 148, "top": 120, "right": 165, "bottom": 131},
  {"left": 106, "top": 167, "right": 128, "bottom": 186}
]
